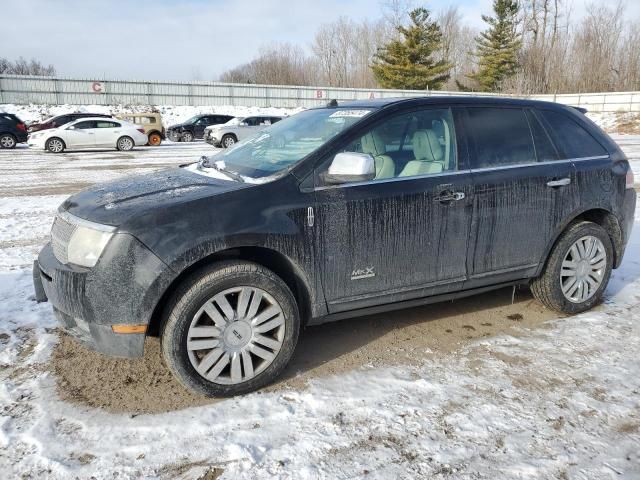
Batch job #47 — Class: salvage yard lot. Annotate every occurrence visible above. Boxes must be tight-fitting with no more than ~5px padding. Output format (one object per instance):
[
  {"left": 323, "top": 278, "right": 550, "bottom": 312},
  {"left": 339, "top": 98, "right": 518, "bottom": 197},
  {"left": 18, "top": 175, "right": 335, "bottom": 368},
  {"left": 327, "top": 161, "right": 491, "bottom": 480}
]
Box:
[{"left": 0, "top": 138, "right": 639, "bottom": 478}]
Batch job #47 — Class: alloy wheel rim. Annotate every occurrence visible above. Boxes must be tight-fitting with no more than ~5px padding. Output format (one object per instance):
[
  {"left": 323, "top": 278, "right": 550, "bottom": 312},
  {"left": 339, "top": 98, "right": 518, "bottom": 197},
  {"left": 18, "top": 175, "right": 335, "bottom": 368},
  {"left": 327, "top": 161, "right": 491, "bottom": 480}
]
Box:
[
  {"left": 224, "top": 137, "right": 235, "bottom": 147},
  {"left": 560, "top": 235, "right": 606, "bottom": 303},
  {"left": 119, "top": 138, "right": 133, "bottom": 150},
  {"left": 1, "top": 136, "right": 15, "bottom": 148},
  {"left": 49, "top": 139, "right": 63, "bottom": 152},
  {"left": 187, "top": 286, "right": 285, "bottom": 385}
]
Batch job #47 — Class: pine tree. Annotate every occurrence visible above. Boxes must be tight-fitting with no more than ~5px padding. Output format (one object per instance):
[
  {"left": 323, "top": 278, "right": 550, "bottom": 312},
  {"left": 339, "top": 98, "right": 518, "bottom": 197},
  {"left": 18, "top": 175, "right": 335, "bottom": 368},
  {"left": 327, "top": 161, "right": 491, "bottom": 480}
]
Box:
[
  {"left": 371, "top": 8, "right": 452, "bottom": 90},
  {"left": 465, "top": 0, "right": 522, "bottom": 92}
]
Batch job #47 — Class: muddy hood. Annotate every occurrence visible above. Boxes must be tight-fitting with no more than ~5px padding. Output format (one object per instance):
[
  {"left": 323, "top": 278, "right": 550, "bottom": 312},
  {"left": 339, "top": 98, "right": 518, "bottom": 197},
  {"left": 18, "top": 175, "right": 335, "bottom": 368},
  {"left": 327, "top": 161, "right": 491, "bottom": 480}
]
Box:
[{"left": 61, "top": 167, "right": 248, "bottom": 226}]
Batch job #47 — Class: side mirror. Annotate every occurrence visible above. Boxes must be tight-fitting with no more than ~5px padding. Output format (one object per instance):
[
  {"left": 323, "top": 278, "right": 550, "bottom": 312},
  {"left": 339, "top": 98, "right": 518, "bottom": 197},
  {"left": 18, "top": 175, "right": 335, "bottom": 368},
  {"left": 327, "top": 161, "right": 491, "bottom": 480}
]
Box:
[{"left": 323, "top": 152, "right": 376, "bottom": 185}]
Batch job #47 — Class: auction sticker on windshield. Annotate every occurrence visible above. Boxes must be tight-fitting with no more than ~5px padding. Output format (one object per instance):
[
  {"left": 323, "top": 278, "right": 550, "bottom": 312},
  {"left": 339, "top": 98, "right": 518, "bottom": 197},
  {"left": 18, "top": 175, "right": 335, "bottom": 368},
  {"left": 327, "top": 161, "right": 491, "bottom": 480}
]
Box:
[{"left": 329, "top": 110, "right": 372, "bottom": 118}]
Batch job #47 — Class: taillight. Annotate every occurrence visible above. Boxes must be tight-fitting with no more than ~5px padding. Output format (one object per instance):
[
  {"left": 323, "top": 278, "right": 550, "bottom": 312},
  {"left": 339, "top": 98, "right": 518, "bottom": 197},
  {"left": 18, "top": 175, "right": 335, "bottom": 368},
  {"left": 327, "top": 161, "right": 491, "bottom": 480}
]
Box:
[
  {"left": 626, "top": 169, "right": 635, "bottom": 189},
  {"left": 137, "top": 128, "right": 145, "bottom": 134},
  {"left": 17, "top": 123, "right": 26, "bottom": 131}
]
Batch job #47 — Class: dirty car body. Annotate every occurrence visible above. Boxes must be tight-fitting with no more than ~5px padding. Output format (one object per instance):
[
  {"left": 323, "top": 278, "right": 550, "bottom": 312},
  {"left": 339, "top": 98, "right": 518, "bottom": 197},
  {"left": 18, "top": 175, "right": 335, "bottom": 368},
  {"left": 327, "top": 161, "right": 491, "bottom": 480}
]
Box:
[{"left": 34, "top": 97, "right": 636, "bottom": 395}]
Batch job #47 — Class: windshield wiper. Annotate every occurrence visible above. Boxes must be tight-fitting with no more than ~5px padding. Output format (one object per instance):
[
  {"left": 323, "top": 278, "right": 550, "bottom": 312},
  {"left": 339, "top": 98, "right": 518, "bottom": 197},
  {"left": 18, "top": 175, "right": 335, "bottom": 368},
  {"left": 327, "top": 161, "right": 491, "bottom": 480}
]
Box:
[{"left": 198, "top": 156, "right": 244, "bottom": 183}]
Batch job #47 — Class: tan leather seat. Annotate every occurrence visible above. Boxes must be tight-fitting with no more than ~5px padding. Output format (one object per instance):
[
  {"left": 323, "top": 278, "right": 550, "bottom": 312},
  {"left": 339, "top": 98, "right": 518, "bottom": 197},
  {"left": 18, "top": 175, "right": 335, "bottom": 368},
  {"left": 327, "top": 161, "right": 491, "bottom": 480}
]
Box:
[
  {"left": 399, "top": 130, "right": 444, "bottom": 177},
  {"left": 361, "top": 131, "right": 395, "bottom": 180}
]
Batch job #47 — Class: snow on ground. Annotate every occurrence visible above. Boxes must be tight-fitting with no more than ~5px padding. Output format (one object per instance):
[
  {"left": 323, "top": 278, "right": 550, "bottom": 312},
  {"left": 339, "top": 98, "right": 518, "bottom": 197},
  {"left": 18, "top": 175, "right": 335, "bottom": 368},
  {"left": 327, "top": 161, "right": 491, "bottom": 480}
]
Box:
[{"left": 0, "top": 136, "right": 639, "bottom": 478}]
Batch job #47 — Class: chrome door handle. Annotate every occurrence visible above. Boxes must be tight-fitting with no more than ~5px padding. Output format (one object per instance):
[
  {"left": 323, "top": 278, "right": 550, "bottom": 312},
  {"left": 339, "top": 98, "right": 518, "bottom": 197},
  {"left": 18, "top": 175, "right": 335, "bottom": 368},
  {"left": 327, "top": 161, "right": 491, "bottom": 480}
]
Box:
[
  {"left": 435, "top": 191, "right": 465, "bottom": 202},
  {"left": 547, "top": 178, "right": 571, "bottom": 187}
]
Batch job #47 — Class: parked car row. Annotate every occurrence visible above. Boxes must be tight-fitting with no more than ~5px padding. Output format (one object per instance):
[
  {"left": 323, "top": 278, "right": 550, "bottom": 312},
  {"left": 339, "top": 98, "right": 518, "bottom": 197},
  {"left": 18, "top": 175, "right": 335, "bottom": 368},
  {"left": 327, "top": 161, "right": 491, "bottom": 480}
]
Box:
[{"left": 1, "top": 110, "right": 287, "bottom": 151}]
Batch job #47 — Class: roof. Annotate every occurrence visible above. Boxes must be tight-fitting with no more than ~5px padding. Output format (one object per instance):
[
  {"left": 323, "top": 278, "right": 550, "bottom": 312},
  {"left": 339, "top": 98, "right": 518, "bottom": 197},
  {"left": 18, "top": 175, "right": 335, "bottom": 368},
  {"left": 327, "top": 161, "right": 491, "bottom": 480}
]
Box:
[{"left": 332, "top": 95, "right": 563, "bottom": 110}]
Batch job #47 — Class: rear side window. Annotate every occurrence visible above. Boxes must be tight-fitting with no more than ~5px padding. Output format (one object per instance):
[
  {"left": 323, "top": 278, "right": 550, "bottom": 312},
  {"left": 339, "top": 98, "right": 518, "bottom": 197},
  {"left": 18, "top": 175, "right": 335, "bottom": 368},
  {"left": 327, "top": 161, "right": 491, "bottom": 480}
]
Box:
[
  {"left": 466, "top": 108, "right": 536, "bottom": 168},
  {"left": 538, "top": 110, "right": 607, "bottom": 159},
  {"left": 96, "top": 121, "right": 119, "bottom": 128},
  {"left": 73, "top": 121, "right": 97, "bottom": 129},
  {"left": 525, "top": 110, "right": 559, "bottom": 162}
]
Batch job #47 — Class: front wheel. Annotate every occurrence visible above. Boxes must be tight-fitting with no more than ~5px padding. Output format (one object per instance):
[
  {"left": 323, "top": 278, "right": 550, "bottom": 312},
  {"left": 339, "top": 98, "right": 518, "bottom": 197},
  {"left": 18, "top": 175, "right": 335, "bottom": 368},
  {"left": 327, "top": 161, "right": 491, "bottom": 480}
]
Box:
[
  {"left": 531, "top": 220, "right": 613, "bottom": 314},
  {"left": 0, "top": 133, "right": 16, "bottom": 149},
  {"left": 161, "top": 261, "right": 300, "bottom": 397},
  {"left": 221, "top": 134, "right": 236, "bottom": 148},
  {"left": 46, "top": 137, "right": 65, "bottom": 153},
  {"left": 116, "top": 136, "right": 134, "bottom": 151}
]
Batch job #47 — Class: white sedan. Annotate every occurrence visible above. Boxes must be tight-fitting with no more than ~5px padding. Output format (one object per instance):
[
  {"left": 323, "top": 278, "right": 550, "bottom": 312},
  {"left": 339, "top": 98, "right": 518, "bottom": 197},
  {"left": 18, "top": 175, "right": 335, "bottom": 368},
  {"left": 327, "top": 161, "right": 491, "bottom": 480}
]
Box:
[{"left": 27, "top": 117, "right": 148, "bottom": 153}]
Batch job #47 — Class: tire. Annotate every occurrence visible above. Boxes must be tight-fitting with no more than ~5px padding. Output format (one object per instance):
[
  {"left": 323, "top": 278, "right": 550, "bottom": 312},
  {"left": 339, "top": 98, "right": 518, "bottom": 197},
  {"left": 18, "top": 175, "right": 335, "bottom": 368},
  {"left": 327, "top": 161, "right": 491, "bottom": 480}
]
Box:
[
  {"left": 221, "top": 134, "right": 237, "bottom": 148},
  {"left": 46, "top": 137, "right": 65, "bottom": 153},
  {"left": 148, "top": 132, "right": 162, "bottom": 146},
  {"left": 116, "top": 136, "right": 134, "bottom": 151},
  {"left": 181, "top": 131, "right": 194, "bottom": 142},
  {"left": 161, "top": 261, "right": 300, "bottom": 397},
  {"left": 531, "top": 220, "right": 613, "bottom": 314},
  {"left": 0, "top": 133, "right": 17, "bottom": 149}
]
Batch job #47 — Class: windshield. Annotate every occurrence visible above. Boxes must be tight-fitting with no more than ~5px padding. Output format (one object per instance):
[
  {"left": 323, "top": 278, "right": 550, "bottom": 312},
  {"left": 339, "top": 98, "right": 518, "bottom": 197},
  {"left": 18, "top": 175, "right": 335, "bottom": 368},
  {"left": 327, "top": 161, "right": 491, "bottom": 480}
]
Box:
[
  {"left": 223, "top": 117, "right": 243, "bottom": 126},
  {"left": 201, "top": 108, "right": 374, "bottom": 180},
  {"left": 184, "top": 115, "right": 201, "bottom": 124}
]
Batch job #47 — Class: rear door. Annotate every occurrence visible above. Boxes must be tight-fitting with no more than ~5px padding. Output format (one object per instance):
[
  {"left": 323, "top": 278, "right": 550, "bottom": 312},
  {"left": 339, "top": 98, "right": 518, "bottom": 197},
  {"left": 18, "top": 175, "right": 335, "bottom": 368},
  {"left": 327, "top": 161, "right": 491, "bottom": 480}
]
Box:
[
  {"left": 314, "top": 107, "right": 474, "bottom": 312},
  {"left": 64, "top": 120, "right": 97, "bottom": 148},
  {"left": 93, "top": 120, "right": 122, "bottom": 147},
  {"left": 464, "top": 106, "right": 578, "bottom": 284}
]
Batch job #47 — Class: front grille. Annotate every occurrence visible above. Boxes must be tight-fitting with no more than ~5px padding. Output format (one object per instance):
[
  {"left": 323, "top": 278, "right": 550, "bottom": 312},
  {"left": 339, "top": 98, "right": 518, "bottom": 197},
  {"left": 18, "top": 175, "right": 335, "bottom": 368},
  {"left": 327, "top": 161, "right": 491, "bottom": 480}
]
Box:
[{"left": 51, "top": 214, "right": 76, "bottom": 264}]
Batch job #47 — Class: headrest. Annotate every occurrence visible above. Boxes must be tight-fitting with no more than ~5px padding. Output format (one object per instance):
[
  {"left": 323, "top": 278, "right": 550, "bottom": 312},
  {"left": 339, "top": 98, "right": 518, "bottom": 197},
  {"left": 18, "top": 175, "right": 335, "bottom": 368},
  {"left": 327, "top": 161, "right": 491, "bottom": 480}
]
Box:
[
  {"left": 412, "top": 130, "right": 443, "bottom": 162},
  {"left": 361, "top": 131, "right": 385, "bottom": 156}
]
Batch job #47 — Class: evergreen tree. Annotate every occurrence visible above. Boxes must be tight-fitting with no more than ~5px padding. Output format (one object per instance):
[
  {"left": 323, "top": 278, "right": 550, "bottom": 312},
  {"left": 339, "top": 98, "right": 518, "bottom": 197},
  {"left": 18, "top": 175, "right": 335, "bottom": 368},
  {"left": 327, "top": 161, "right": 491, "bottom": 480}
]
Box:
[
  {"left": 465, "top": 0, "right": 521, "bottom": 92},
  {"left": 371, "top": 8, "right": 452, "bottom": 90}
]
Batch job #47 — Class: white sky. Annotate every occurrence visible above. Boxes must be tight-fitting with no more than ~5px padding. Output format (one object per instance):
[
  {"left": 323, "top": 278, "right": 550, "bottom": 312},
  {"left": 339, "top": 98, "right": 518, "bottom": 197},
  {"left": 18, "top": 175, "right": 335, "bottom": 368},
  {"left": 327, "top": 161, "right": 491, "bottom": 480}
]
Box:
[{"left": 2, "top": 0, "right": 638, "bottom": 81}]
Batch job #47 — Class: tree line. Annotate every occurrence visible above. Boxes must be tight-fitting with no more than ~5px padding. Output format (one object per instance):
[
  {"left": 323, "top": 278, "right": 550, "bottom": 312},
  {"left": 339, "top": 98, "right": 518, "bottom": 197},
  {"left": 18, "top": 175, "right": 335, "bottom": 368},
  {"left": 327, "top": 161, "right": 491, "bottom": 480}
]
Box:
[
  {"left": 0, "top": 56, "right": 56, "bottom": 76},
  {"left": 219, "top": 0, "right": 640, "bottom": 94}
]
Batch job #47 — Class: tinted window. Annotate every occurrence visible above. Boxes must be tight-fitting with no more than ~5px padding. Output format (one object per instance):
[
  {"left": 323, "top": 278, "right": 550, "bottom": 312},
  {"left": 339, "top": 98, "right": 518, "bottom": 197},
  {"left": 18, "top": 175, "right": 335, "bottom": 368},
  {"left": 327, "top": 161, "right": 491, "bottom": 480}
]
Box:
[
  {"left": 243, "top": 117, "right": 260, "bottom": 126},
  {"left": 195, "top": 117, "right": 209, "bottom": 125},
  {"left": 538, "top": 109, "right": 607, "bottom": 159},
  {"left": 526, "top": 110, "right": 559, "bottom": 161},
  {"left": 467, "top": 108, "right": 535, "bottom": 168},
  {"left": 72, "top": 121, "right": 97, "bottom": 129}
]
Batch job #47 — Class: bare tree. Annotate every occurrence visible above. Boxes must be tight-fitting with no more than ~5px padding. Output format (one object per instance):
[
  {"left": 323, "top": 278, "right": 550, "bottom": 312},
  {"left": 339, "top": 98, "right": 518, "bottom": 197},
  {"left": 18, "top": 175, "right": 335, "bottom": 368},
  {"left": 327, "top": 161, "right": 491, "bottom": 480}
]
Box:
[{"left": 0, "top": 56, "right": 56, "bottom": 76}]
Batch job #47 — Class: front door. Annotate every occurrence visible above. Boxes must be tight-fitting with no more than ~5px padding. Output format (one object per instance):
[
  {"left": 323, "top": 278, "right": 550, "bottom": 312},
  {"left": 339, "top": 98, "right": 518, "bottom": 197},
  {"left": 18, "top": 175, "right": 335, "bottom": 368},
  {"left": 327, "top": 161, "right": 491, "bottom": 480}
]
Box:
[
  {"left": 64, "top": 120, "right": 97, "bottom": 148},
  {"left": 463, "top": 106, "right": 579, "bottom": 283},
  {"left": 314, "top": 107, "right": 474, "bottom": 312}
]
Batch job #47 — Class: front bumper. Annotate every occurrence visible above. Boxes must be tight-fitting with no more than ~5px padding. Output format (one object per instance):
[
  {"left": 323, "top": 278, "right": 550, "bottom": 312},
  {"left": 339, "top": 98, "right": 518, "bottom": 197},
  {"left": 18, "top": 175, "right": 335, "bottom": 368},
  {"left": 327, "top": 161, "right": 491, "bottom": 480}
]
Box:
[
  {"left": 204, "top": 132, "right": 219, "bottom": 146},
  {"left": 34, "top": 234, "right": 175, "bottom": 358}
]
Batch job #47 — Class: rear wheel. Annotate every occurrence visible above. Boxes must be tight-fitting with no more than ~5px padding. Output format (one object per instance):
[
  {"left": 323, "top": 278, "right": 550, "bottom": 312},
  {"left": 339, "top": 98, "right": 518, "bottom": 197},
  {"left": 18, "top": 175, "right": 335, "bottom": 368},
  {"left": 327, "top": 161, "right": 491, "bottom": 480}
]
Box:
[
  {"left": 161, "top": 261, "right": 300, "bottom": 397},
  {"left": 181, "top": 131, "right": 194, "bottom": 142},
  {"left": 148, "top": 132, "right": 162, "bottom": 146},
  {"left": 531, "top": 221, "right": 613, "bottom": 314},
  {"left": 221, "top": 134, "right": 237, "bottom": 148},
  {"left": 46, "top": 137, "right": 65, "bottom": 153},
  {"left": 116, "top": 136, "right": 134, "bottom": 151},
  {"left": 0, "top": 133, "right": 17, "bottom": 149}
]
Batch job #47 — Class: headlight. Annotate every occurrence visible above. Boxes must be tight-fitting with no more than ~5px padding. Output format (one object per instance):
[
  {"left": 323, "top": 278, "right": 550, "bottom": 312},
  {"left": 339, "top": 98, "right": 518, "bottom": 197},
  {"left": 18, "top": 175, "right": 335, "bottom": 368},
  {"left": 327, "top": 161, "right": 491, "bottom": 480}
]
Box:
[
  {"left": 67, "top": 225, "right": 115, "bottom": 267},
  {"left": 52, "top": 212, "right": 116, "bottom": 268}
]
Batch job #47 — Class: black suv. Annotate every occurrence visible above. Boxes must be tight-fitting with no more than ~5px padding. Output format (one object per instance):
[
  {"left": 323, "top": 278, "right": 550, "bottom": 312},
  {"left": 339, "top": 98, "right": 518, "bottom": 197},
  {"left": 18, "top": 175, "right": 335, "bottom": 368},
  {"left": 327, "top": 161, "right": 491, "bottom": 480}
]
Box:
[
  {"left": 0, "top": 113, "right": 28, "bottom": 149},
  {"left": 34, "top": 97, "right": 636, "bottom": 396},
  {"left": 166, "top": 114, "right": 235, "bottom": 142},
  {"left": 28, "top": 113, "right": 112, "bottom": 133}
]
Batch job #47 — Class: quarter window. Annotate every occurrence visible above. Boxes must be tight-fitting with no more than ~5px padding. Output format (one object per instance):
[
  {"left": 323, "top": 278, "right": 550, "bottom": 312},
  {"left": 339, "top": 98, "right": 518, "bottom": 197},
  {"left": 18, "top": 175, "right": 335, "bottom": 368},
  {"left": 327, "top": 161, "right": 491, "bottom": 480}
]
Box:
[
  {"left": 526, "top": 110, "right": 559, "bottom": 162},
  {"left": 467, "top": 107, "right": 536, "bottom": 168},
  {"left": 538, "top": 110, "right": 607, "bottom": 159}
]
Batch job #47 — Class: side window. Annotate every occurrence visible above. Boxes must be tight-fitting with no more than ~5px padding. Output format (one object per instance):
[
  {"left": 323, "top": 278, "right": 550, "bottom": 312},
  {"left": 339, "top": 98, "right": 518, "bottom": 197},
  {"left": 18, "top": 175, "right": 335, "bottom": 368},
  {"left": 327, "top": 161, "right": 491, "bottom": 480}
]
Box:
[
  {"left": 319, "top": 108, "right": 457, "bottom": 184},
  {"left": 525, "top": 110, "right": 559, "bottom": 162},
  {"left": 96, "top": 121, "right": 119, "bottom": 128},
  {"left": 195, "top": 117, "right": 209, "bottom": 125},
  {"left": 260, "top": 117, "right": 272, "bottom": 126},
  {"left": 143, "top": 116, "right": 155, "bottom": 124},
  {"left": 538, "top": 109, "right": 607, "bottom": 159},
  {"left": 271, "top": 117, "right": 282, "bottom": 124},
  {"left": 72, "top": 121, "right": 97, "bottom": 130},
  {"left": 244, "top": 117, "right": 260, "bottom": 126},
  {"left": 466, "top": 107, "right": 535, "bottom": 168}
]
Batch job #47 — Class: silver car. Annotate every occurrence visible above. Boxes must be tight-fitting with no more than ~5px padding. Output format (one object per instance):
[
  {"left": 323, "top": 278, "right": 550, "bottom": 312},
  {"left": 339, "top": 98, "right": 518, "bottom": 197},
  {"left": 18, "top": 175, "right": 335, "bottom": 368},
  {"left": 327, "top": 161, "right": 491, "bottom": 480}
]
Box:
[{"left": 204, "top": 115, "right": 284, "bottom": 148}]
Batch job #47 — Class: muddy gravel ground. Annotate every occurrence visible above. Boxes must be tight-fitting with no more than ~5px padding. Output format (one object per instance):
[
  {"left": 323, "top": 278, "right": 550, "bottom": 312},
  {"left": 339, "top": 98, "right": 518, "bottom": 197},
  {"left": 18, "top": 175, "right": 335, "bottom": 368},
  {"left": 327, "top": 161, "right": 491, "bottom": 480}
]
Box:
[{"left": 51, "top": 286, "right": 560, "bottom": 414}]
